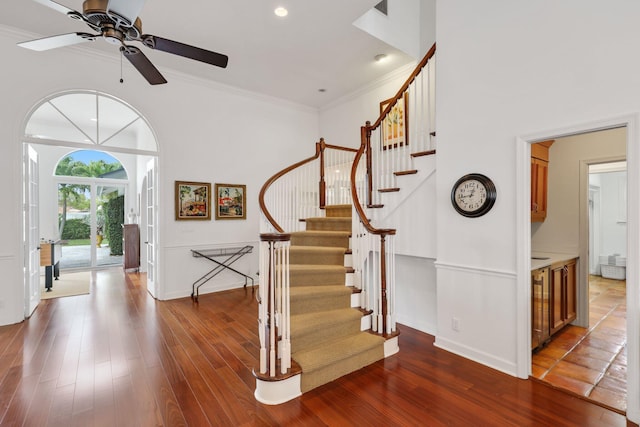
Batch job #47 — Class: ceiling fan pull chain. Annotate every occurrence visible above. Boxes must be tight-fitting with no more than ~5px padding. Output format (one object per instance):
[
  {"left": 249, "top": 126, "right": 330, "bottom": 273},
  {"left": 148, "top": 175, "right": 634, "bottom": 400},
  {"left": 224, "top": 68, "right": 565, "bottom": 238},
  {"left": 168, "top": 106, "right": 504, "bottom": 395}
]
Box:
[{"left": 120, "top": 48, "right": 124, "bottom": 83}]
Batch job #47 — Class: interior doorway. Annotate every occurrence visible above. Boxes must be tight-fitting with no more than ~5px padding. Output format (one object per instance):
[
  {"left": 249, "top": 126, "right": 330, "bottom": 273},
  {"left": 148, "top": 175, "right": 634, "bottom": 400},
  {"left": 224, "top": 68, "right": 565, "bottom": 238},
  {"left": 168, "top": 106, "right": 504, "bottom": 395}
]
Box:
[
  {"left": 528, "top": 129, "right": 628, "bottom": 413},
  {"left": 22, "top": 90, "right": 159, "bottom": 314}
]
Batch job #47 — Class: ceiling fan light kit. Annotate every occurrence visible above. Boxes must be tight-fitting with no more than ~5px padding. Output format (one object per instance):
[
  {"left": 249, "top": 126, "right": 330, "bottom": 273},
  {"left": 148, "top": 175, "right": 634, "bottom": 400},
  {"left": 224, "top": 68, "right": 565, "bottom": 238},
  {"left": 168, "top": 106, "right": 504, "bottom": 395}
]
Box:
[{"left": 19, "top": 0, "right": 229, "bottom": 85}]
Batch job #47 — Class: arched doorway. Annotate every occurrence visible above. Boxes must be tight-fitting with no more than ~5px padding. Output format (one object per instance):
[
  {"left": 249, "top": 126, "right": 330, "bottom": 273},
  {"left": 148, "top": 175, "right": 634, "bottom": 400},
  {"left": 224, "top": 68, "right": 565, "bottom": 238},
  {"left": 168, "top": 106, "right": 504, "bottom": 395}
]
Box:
[{"left": 22, "top": 90, "right": 159, "bottom": 316}]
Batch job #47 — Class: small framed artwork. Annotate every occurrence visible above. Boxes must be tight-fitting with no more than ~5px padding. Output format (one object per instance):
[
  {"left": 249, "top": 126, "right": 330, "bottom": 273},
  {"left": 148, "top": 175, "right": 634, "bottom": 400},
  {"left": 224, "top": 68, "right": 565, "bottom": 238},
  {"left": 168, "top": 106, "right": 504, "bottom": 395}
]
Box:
[
  {"left": 215, "top": 183, "right": 246, "bottom": 220},
  {"left": 380, "top": 92, "right": 409, "bottom": 150},
  {"left": 175, "top": 181, "right": 211, "bottom": 220}
]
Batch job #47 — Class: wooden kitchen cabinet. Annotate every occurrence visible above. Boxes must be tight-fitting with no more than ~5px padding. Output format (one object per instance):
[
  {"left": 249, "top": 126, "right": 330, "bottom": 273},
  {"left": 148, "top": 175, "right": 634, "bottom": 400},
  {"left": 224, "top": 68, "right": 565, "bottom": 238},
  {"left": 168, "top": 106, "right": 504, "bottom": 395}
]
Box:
[
  {"left": 549, "top": 258, "right": 577, "bottom": 335},
  {"left": 531, "top": 140, "right": 554, "bottom": 222},
  {"left": 531, "top": 267, "right": 550, "bottom": 350}
]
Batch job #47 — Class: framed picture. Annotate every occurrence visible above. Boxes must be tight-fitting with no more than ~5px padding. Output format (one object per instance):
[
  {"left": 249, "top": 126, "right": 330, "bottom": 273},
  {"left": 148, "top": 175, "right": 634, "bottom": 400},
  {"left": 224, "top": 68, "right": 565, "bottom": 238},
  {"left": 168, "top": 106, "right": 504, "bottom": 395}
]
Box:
[
  {"left": 215, "top": 183, "right": 246, "bottom": 220},
  {"left": 175, "top": 181, "right": 211, "bottom": 220},
  {"left": 380, "top": 92, "right": 409, "bottom": 150}
]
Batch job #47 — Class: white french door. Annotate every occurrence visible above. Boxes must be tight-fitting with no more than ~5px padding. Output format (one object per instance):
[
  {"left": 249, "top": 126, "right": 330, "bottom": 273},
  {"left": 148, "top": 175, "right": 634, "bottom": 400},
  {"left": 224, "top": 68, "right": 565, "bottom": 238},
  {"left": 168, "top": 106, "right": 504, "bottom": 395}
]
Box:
[
  {"left": 24, "top": 145, "right": 40, "bottom": 317},
  {"left": 145, "top": 158, "right": 158, "bottom": 297}
]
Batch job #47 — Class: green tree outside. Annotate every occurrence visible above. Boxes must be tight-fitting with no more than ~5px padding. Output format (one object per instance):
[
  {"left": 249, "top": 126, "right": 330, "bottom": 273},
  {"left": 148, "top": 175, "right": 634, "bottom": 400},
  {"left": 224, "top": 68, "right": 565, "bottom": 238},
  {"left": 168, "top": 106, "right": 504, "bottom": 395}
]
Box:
[{"left": 56, "top": 154, "right": 123, "bottom": 244}]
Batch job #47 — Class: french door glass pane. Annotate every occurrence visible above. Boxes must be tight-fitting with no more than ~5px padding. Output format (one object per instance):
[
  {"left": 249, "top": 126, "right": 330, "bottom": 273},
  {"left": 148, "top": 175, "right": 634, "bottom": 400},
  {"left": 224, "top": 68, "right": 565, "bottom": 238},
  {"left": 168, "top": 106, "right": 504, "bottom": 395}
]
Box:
[
  {"left": 96, "top": 184, "right": 125, "bottom": 267},
  {"left": 58, "top": 182, "right": 91, "bottom": 269}
]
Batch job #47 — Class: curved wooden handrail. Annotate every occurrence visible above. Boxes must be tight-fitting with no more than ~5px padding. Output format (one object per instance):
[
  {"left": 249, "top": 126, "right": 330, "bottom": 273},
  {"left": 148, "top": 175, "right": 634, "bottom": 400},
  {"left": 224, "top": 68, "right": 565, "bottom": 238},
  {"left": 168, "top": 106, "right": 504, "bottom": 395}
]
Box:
[
  {"left": 259, "top": 138, "right": 357, "bottom": 233},
  {"left": 350, "top": 125, "right": 396, "bottom": 237},
  {"left": 324, "top": 143, "right": 358, "bottom": 153},
  {"left": 370, "top": 43, "right": 436, "bottom": 132},
  {"left": 258, "top": 140, "right": 323, "bottom": 233}
]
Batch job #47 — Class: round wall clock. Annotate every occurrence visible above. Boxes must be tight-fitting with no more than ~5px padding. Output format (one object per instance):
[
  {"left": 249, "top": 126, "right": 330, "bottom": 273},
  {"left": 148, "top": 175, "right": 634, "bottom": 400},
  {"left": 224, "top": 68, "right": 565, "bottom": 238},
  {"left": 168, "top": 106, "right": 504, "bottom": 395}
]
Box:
[{"left": 451, "top": 173, "right": 497, "bottom": 218}]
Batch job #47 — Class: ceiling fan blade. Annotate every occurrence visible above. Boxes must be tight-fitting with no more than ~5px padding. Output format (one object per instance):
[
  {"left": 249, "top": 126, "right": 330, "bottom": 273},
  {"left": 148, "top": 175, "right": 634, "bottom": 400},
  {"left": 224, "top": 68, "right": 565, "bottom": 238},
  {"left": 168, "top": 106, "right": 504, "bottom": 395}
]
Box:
[
  {"left": 18, "top": 32, "right": 97, "bottom": 51},
  {"left": 33, "top": 0, "right": 76, "bottom": 15},
  {"left": 121, "top": 45, "right": 167, "bottom": 85},
  {"left": 107, "top": 0, "right": 146, "bottom": 26},
  {"left": 142, "top": 35, "right": 229, "bottom": 68}
]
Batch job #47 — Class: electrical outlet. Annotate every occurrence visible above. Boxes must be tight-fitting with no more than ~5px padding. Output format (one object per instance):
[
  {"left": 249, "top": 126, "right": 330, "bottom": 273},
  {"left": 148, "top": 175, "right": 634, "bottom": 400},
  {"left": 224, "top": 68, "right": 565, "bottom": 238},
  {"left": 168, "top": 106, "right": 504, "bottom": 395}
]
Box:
[{"left": 452, "top": 317, "right": 460, "bottom": 331}]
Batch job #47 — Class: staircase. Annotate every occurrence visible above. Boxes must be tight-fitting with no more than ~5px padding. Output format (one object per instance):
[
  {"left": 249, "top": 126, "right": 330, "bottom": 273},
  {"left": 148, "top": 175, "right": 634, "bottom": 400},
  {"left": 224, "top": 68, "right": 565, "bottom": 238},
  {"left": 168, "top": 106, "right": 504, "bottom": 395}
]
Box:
[
  {"left": 256, "top": 43, "right": 436, "bottom": 404},
  {"left": 289, "top": 204, "right": 385, "bottom": 392}
]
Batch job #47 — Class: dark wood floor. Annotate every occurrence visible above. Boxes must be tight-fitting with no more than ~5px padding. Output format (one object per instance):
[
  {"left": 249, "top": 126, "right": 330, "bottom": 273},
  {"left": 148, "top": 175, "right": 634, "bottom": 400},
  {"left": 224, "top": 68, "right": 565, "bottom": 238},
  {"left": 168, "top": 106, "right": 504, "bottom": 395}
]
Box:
[{"left": 0, "top": 269, "right": 632, "bottom": 426}]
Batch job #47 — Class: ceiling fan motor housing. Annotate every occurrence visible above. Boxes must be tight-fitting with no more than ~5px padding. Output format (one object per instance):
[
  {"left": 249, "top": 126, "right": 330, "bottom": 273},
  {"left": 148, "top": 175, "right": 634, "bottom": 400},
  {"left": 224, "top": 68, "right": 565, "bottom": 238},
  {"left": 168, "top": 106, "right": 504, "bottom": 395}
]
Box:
[{"left": 82, "top": 0, "right": 142, "bottom": 41}]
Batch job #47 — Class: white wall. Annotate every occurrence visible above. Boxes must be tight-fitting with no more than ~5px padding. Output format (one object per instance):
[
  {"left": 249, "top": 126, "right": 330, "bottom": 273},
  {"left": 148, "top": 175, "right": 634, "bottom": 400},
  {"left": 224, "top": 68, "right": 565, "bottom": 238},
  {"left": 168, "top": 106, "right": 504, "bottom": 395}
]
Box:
[
  {"left": 419, "top": 0, "right": 437, "bottom": 57},
  {"left": 436, "top": 1, "right": 640, "bottom": 422},
  {"left": 396, "top": 256, "right": 437, "bottom": 334},
  {"left": 0, "top": 25, "right": 319, "bottom": 325},
  {"left": 320, "top": 64, "right": 414, "bottom": 148}
]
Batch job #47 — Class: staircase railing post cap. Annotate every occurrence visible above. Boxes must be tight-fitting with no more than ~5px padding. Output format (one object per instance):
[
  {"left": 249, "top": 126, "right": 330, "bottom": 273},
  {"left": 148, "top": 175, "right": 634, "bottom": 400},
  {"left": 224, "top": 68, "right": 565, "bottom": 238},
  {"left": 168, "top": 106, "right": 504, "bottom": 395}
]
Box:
[{"left": 260, "top": 233, "right": 291, "bottom": 242}]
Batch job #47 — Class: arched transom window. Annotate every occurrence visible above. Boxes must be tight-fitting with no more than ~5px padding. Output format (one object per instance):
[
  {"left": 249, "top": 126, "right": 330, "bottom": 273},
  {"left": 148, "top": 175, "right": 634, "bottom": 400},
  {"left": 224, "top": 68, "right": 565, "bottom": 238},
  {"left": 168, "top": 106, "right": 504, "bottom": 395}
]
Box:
[{"left": 25, "top": 90, "right": 157, "bottom": 154}]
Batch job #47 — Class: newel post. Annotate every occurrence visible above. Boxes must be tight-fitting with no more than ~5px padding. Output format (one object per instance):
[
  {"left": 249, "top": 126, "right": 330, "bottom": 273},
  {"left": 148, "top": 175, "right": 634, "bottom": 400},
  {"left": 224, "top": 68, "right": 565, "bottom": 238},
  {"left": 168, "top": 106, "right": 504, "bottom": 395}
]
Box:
[
  {"left": 258, "top": 233, "right": 291, "bottom": 377},
  {"left": 318, "top": 138, "right": 326, "bottom": 209}
]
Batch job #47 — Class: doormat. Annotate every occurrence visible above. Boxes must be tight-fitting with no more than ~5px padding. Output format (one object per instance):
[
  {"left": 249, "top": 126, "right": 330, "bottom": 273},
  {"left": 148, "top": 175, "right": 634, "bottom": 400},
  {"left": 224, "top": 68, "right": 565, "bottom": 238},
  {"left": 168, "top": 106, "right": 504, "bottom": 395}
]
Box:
[{"left": 40, "top": 270, "right": 91, "bottom": 299}]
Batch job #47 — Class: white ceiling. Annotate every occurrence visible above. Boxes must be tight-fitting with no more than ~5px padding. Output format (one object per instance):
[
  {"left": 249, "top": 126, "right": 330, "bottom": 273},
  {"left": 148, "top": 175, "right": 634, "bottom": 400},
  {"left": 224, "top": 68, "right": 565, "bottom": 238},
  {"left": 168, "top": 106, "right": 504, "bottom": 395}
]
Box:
[{"left": 1, "top": 0, "right": 416, "bottom": 108}]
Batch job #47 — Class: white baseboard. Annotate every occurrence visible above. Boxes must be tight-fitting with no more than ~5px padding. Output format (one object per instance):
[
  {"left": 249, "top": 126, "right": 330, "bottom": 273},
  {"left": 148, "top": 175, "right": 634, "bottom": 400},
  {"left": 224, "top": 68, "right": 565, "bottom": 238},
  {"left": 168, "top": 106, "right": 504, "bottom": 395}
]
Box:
[{"left": 434, "top": 336, "right": 517, "bottom": 377}]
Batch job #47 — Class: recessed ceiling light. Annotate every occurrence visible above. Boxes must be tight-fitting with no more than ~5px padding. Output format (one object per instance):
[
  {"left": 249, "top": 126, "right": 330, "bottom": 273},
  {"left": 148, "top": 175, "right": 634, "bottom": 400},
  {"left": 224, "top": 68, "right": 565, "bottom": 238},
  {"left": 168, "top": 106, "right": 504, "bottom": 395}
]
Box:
[
  {"left": 274, "top": 7, "right": 288, "bottom": 17},
  {"left": 374, "top": 53, "right": 388, "bottom": 62}
]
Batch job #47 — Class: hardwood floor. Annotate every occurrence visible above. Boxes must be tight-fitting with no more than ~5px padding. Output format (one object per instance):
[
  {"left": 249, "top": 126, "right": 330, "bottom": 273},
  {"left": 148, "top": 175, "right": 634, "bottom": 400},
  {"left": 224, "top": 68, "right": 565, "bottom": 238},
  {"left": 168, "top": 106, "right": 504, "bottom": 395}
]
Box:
[
  {"left": 532, "top": 276, "right": 627, "bottom": 413},
  {"left": 0, "top": 269, "right": 632, "bottom": 426}
]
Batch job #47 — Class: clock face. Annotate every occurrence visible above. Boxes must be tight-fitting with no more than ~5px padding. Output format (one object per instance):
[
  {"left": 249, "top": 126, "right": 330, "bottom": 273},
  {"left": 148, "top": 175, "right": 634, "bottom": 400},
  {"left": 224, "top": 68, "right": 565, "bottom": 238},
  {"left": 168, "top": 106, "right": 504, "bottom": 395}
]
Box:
[
  {"left": 451, "top": 174, "right": 497, "bottom": 217},
  {"left": 454, "top": 179, "right": 487, "bottom": 212}
]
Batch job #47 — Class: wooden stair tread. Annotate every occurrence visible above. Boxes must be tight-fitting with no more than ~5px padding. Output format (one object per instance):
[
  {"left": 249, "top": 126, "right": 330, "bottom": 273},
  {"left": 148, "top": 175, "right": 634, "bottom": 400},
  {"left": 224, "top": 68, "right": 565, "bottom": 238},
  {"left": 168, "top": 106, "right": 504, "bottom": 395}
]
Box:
[
  {"left": 289, "top": 264, "right": 347, "bottom": 272},
  {"left": 291, "top": 230, "right": 351, "bottom": 237},
  {"left": 293, "top": 332, "right": 384, "bottom": 372},
  {"left": 411, "top": 149, "right": 436, "bottom": 158},
  {"left": 290, "top": 308, "right": 362, "bottom": 337},
  {"left": 305, "top": 217, "right": 351, "bottom": 221},
  {"left": 394, "top": 170, "right": 418, "bottom": 176},
  {"left": 290, "top": 246, "right": 348, "bottom": 254},
  {"left": 290, "top": 285, "right": 352, "bottom": 297},
  {"left": 324, "top": 204, "right": 352, "bottom": 218}
]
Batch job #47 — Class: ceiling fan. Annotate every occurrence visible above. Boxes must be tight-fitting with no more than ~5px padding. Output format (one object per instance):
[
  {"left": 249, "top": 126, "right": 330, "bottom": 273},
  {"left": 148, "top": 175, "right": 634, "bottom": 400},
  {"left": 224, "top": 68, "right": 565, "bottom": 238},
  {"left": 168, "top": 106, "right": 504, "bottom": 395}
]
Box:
[{"left": 18, "top": 0, "right": 229, "bottom": 85}]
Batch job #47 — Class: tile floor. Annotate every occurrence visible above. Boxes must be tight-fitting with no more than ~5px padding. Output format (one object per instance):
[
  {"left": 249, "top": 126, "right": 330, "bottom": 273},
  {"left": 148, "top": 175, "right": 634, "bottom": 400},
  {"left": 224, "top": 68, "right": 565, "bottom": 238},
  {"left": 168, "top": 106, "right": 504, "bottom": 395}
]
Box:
[{"left": 532, "top": 275, "right": 627, "bottom": 414}]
